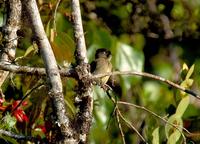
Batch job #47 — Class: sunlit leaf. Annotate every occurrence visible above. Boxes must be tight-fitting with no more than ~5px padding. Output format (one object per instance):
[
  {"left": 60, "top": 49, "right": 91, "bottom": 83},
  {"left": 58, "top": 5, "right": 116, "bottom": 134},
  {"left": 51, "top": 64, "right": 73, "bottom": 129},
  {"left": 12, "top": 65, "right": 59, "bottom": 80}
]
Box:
[
  {"left": 182, "top": 63, "right": 188, "bottom": 71},
  {"left": 45, "top": 20, "right": 51, "bottom": 38},
  {"left": 165, "top": 115, "right": 183, "bottom": 141},
  {"left": 23, "top": 42, "right": 38, "bottom": 58},
  {"left": 171, "top": 3, "right": 185, "bottom": 19},
  {"left": 186, "top": 64, "right": 195, "bottom": 80},
  {"left": 165, "top": 96, "right": 189, "bottom": 143},
  {"left": 51, "top": 32, "right": 75, "bottom": 63},
  {"left": 167, "top": 129, "right": 182, "bottom": 144},
  {"left": 114, "top": 42, "right": 144, "bottom": 90},
  {"left": 180, "top": 79, "right": 193, "bottom": 89},
  {"left": 152, "top": 127, "right": 160, "bottom": 144},
  {"left": 115, "top": 42, "right": 144, "bottom": 72},
  {"left": 2, "top": 113, "right": 17, "bottom": 130},
  {"left": 175, "top": 96, "right": 190, "bottom": 117}
]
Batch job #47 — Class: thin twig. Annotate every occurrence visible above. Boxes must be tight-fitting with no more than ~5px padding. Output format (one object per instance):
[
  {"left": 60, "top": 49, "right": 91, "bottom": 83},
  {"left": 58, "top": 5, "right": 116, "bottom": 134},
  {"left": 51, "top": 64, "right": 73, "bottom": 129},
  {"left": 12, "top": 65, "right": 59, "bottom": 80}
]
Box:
[
  {"left": 117, "top": 101, "right": 187, "bottom": 143},
  {"left": 0, "top": 63, "right": 199, "bottom": 100},
  {"left": 115, "top": 107, "right": 126, "bottom": 144},
  {"left": 0, "top": 64, "right": 199, "bottom": 101},
  {"left": 109, "top": 96, "right": 146, "bottom": 143},
  {"left": 117, "top": 101, "right": 190, "bottom": 134},
  {"left": 93, "top": 71, "right": 200, "bottom": 100},
  {"left": 117, "top": 109, "right": 147, "bottom": 143},
  {"left": 53, "top": 0, "right": 62, "bottom": 33},
  {"left": 11, "top": 82, "right": 44, "bottom": 113}
]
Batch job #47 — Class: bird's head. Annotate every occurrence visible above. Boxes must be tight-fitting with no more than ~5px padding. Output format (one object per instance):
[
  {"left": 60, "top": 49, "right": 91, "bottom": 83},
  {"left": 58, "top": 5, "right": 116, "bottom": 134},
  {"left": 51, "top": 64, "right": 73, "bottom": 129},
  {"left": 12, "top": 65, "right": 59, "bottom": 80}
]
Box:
[{"left": 95, "top": 48, "right": 112, "bottom": 60}]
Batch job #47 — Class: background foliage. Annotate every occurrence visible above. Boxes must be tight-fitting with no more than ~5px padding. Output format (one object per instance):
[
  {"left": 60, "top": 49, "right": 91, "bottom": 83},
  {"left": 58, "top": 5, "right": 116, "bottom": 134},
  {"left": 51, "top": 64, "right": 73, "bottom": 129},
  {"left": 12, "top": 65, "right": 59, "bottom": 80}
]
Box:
[{"left": 1, "top": 0, "right": 200, "bottom": 143}]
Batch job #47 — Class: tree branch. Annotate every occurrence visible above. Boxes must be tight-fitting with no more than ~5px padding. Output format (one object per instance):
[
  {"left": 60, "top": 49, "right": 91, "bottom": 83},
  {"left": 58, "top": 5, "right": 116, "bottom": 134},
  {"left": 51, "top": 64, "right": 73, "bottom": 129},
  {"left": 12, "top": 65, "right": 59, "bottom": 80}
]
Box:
[
  {"left": 71, "top": 0, "right": 93, "bottom": 143},
  {"left": 0, "top": 0, "right": 21, "bottom": 94},
  {"left": 117, "top": 101, "right": 188, "bottom": 143},
  {"left": 0, "top": 61, "right": 198, "bottom": 100},
  {"left": 0, "top": 62, "right": 76, "bottom": 77},
  {"left": 0, "top": 129, "right": 37, "bottom": 141},
  {"left": 21, "top": 0, "right": 73, "bottom": 142},
  {"left": 93, "top": 71, "right": 200, "bottom": 100},
  {"left": 71, "top": 0, "right": 87, "bottom": 64}
]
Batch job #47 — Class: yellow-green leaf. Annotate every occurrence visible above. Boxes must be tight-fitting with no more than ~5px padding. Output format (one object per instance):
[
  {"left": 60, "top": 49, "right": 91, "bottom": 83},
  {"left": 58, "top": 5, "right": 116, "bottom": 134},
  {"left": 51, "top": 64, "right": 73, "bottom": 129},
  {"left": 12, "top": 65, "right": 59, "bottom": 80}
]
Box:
[
  {"left": 186, "top": 64, "right": 195, "bottom": 79},
  {"left": 175, "top": 96, "right": 190, "bottom": 117},
  {"left": 182, "top": 63, "right": 188, "bottom": 71},
  {"left": 152, "top": 127, "right": 160, "bottom": 144},
  {"left": 167, "top": 129, "right": 181, "bottom": 144},
  {"left": 165, "top": 115, "right": 183, "bottom": 139}
]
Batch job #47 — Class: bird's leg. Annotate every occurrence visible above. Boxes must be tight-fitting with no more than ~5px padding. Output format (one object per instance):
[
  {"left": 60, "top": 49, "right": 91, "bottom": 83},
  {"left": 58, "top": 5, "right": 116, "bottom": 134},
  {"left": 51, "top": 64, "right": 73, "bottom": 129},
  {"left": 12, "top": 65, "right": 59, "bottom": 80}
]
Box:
[{"left": 101, "top": 83, "right": 112, "bottom": 91}]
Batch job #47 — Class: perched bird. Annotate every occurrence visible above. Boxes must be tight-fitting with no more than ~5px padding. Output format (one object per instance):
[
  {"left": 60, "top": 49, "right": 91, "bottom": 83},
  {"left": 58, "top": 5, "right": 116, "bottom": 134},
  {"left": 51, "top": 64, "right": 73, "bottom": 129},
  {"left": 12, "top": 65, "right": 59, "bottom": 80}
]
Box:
[{"left": 90, "top": 48, "right": 112, "bottom": 85}]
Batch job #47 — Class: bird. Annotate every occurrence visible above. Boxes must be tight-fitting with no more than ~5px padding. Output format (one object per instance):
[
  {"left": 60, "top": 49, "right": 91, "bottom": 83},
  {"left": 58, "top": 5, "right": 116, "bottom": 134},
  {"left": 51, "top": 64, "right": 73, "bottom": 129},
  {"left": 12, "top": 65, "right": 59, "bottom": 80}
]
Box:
[{"left": 90, "top": 48, "right": 112, "bottom": 86}]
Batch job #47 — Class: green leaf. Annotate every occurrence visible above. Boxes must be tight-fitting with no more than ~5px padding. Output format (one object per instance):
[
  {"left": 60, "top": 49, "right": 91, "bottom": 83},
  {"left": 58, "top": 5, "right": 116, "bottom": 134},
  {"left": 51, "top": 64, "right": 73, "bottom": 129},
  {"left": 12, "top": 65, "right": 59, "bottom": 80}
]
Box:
[
  {"left": 0, "top": 13, "right": 4, "bottom": 27},
  {"left": 45, "top": 19, "right": 51, "bottom": 37},
  {"left": 152, "top": 127, "right": 160, "bottom": 144},
  {"left": 182, "top": 63, "right": 188, "bottom": 71},
  {"left": 167, "top": 129, "right": 182, "bottom": 144},
  {"left": 24, "top": 42, "right": 38, "bottom": 57},
  {"left": 180, "top": 79, "right": 193, "bottom": 89},
  {"left": 175, "top": 96, "right": 190, "bottom": 117},
  {"left": 55, "top": 12, "right": 72, "bottom": 33},
  {"left": 171, "top": 3, "right": 185, "bottom": 19},
  {"left": 186, "top": 64, "right": 195, "bottom": 80},
  {"left": 86, "top": 22, "right": 113, "bottom": 48},
  {"left": 51, "top": 32, "right": 75, "bottom": 63},
  {"left": 165, "top": 115, "right": 183, "bottom": 142},
  {"left": 2, "top": 113, "right": 17, "bottom": 131},
  {"left": 165, "top": 96, "right": 189, "bottom": 144},
  {"left": 0, "top": 135, "right": 19, "bottom": 144},
  {"left": 186, "top": 79, "right": 194, "bottom": 87},
  {"left": 114, "top": 42, "right": 144, "bottom": 90},
  {"left": 115, "top": 42, "right": 144, "bottom": 72}
]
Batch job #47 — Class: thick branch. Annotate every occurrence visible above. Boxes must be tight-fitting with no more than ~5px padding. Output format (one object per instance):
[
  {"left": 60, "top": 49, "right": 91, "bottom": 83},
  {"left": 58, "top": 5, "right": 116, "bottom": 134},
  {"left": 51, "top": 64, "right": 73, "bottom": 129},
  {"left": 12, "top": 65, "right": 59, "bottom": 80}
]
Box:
[
  {"left": 71, "top": 0, "right": 87, "bottom": 64},
  {"left": 0, "top": 62, "right": 198, "bottom": 100},
  {"left": 0, "top": 62, "right": 76, "bottom": 77},
  {"left": 0, "top": 61, "right": 198, "bottom": 100},
  {"left": 71, "top": 0, "right": 93, "bottom": 143},
  {"left": 0, "top": 0, "right": 21, "bottom": 89},
  {"left": 21, "top": 0, "right": 73, "bottom": 142}
]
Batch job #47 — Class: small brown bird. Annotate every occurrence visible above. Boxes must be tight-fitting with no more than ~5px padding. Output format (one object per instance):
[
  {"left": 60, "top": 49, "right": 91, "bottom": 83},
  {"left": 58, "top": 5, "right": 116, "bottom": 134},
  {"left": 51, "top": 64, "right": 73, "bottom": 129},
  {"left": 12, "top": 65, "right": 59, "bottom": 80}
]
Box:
[{"left": 90, "top": 48, "right": 112, "bottom": 85}]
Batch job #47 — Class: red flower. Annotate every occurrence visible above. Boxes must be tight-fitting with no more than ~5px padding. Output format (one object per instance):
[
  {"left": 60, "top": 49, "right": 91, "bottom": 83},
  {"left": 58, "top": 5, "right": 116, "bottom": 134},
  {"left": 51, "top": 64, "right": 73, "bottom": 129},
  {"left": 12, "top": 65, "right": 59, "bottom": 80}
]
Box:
[
  {"left": 13, "top": 109, "right": 29, "bottom": 122},
  {"left": 12, "top": 100, "right": 29, "bottom": 123},
  {"left": 36, "top": 125, "right": 47, "bottom": 134}
]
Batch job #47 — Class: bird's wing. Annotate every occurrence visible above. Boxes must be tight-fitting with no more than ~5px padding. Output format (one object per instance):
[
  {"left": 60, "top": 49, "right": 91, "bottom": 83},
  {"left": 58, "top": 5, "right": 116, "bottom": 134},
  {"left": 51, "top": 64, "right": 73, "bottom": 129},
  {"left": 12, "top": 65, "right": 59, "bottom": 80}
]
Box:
[{"left": 90, "top": 60, "right": 97, "bottom": 73}]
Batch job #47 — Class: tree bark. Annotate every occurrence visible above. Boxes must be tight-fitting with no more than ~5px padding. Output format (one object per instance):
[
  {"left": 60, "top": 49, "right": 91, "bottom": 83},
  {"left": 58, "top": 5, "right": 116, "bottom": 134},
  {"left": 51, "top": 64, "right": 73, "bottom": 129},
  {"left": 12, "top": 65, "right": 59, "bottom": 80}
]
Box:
[
  {"left": 0, "top": 0, "right": 21, "bottom": 95},
  {"left": 20, "top": 0, "right": 74, "bottom": 143},
  {"left": 71, "top": 0, "right": 93, "bottom": 143}
]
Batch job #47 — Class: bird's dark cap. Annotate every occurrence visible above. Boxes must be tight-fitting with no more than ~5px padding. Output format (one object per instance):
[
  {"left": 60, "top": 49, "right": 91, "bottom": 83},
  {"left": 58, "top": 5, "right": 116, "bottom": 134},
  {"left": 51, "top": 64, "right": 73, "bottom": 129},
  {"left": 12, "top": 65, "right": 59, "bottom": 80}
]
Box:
[{"left": 95, "top": 48, "right": 111, "bottom": 58}]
